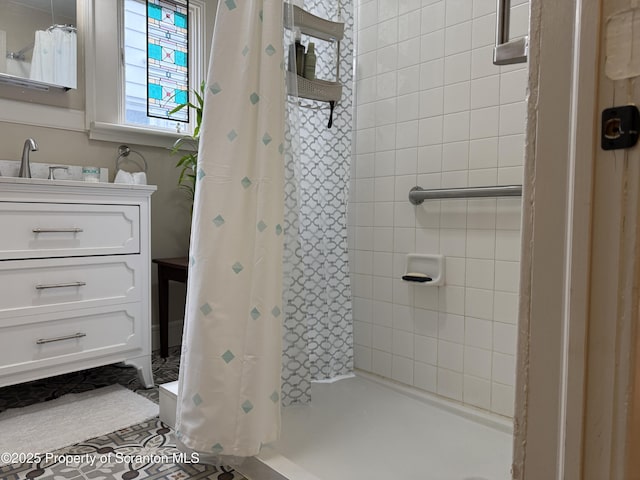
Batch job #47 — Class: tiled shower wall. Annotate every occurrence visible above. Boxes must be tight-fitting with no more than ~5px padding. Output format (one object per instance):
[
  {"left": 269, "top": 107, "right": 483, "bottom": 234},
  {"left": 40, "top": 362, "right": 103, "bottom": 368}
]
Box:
[{"left": 348, "top": 0, "right": 528, "bottom": 417}]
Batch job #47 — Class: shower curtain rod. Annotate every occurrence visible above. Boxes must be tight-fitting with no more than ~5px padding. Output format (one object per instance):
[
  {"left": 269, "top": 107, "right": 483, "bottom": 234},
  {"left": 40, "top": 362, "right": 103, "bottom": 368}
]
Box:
[
  {"left": 409, "top": 184, "right": 523, "bottom": 205},
  {"left": 6, "top": 25, "right": 76, "bottom": 61}
]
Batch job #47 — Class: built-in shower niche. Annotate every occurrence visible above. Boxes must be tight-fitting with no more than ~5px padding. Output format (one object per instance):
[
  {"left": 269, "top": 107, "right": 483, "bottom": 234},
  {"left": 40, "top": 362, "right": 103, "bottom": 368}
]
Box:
[{"left": 402, "top": 254, "right": 444, "bottom": 286}]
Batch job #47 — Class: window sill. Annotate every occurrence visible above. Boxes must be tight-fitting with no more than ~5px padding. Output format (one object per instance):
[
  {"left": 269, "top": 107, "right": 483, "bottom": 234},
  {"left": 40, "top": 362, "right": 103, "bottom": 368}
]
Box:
[{"left": 89, "top": 121, "right": 189, "bottom": 149}]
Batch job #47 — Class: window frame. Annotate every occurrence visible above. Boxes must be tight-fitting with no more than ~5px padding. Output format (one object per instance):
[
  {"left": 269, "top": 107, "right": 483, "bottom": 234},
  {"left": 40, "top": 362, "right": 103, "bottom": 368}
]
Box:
[{"left": 85, "top": 0, "right": 207, "bottom": 148}]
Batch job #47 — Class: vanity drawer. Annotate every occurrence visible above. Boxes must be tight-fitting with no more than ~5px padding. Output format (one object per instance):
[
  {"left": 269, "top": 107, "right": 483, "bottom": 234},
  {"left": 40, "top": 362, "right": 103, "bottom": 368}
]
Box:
[
  {"left": 0, "top": 202, "right": 139, "bottom": 259},
  {"left": 0, "top": 304, "right": 143, "bottom": 381},
  {"left": 0, "top": 255, "right": 142, "bottom": 319}
]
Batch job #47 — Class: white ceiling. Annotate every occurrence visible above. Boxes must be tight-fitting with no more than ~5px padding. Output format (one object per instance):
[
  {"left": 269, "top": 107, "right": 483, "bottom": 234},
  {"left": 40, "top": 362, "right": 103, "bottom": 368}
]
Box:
[{"left": 7, "top": 0, "right": 76, "bottom": 22}]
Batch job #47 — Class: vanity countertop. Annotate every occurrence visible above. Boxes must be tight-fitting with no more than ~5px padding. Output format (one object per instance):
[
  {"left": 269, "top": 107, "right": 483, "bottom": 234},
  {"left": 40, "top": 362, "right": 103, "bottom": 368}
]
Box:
[{"left": 0, "top": 177, "right": 157, "bottom": 198}]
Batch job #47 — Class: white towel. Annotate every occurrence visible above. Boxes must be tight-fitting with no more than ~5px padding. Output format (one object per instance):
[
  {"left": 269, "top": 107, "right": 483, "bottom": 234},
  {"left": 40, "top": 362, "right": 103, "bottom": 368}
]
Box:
[{"left": 114, "top": 170, "right": 147, "bottom": 185}]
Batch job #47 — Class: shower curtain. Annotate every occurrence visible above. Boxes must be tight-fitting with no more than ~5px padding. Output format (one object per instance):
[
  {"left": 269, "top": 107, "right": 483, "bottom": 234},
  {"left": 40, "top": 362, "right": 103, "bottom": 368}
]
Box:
[
  {"left": 176, "top": 0, "right": 285, "bottom": 463},
  {"left": 30, "top": 28, "right": 76, "bottom": 88}
]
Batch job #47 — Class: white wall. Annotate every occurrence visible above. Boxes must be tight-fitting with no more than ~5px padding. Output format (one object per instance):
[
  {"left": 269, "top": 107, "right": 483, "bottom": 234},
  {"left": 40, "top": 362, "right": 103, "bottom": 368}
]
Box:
[{"left": 349, "top": 0, "right": 528, "bottom": 417}]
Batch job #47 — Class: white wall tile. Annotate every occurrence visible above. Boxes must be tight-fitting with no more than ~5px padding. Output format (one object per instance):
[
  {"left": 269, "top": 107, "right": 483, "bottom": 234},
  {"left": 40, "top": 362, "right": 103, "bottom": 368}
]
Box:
[
  {"left": 373, "top": 275, "right": 393, "bottom": 302},
  {"left": 444, "top": 52, "right": 472, "bottom": 84},
  {"left": 397, "top": 93, "right": 421, "bottom": 122},
  {"left": 354, "top": 320, "right": 373, "bottom": 346},
  {"left": 467, "top": 198, "right": 497, "bottom": 229},
  {"left": 493, "top": 291, "right": 518, "bottom": 324},
  {"left": 499, "top": 101, "right": 526, "bottom": 136},
  {"left": 421, "top": 30, "right": 446, "bottom": 62},
  {"left": 470, "top": 106, "right": 499, "bottom": 139},
  {"left": 468, "top": 168, "right": 497, "bottom": 186},
  {"left": 497, "top": 165, "right": 524, "bottom": 184},
  {"left": 356, "top": 226, "right": 375, "bottom": 250},
  {"left": 509, "top": 2, "right": 528, "bottom": 38},
  {"left": 463, "top": 375, "right": 491, "bottom": 409},
  {"left": 473, "top": 0, "right": 495, "bottom": 18},
  {"left": 496, "top": 198, "right": 522, "bottom": 229},
  {"left": 399, "top": 12, "right": 421, "bottom": 39},
  {"left": 373, "top": 251, "right": 394, "bottom": 276},
  {"left": 393, "top": 329, "right": 415, "bottom": 357},
  {"left": 414, "top": 284, "right": 439, "bottom": 310},
  {"left": 495, "top": 229, "right": 521, "bottom": 261},
  {"left": 471, "top": 14, "right": 495, "bottom": 48},
  {"left": 354, "top": 249, "right": 374, "bottom": 274},
  {"left": 440, "top": 199, "right": 467, "bottom": 228},
  {"left": 353, "top": 296, "right": 373, "bottom": 321},
  {"left": 375, "top": 98, "right": 397, "bottom": 125},
  {"left": 493, "top": 322, "right": 516, "bottom": 355},
  {"left": 442, "top": 141, "right": 469, "bottom": 172},
  {"left": 394, "top": 202, "right": 416, "bottom": 227},
  {"left": 444, "top": 21, "right": 472, "bottom": 56},
  {"left": 399, "top": 0, "right": 422, "bottom": 15},
  {"left": 375, "top": 150, "right": 396, "bottom": 176},
  {"left": 438, "top": 313, "right": 465, "bottom": 343},
  {"left": 354, "top": 345, "right": 372, "bottom": 370},
  {"left": 492, "top": 352, "right": 516, "bottom": 386},
  {"left": 376, "top": 45, "right": 398, "bottom": 74},
  {"left": 469, "top": 137, "right": 498, "bottom": 169},
  {"left": 356, "top": 128, "right": 376, "bottom": 154},
  {"left": 420, "top": 58, "right": 445, "bottom": 89},
  {"left": 465, "top": 316, "right": 492, "bottom": 349},
  {"left": 495, "top": 260, "right": 520, "bottom": 292},
  {"left": 359, "top": 4, "right": 379, "bottom": 31},
  {"left": 466, "top": 228, "right": 496, "bottom": 259},
  {"left": 471, "top": 45, "right": 499, "bottom": 79},
  {"left": 373, "top": 227, "right": 394, "bottom": 251},
  {"left": 419, "top": 88, "right": 444, "bottom": 119},
  {"left": 439, "top": 285, "right": 466, "bottom": 315},
  {"left": 393, "top": 304, "right": 415, "bottom": 331},
  {"left": 352, "top": 273, "right": 373, "bottom": 298},
  {"left": 372, "top": 325, "right": 393, "bottom": 352},
  {"left": 465, "top": 258, "right": 495, "bottom": 289},
  {"left": 395, "top": 175, "right": 418, "bottom": 201},
  {"left": 378, "top": 0, "right": 399, "bottom": 21},
  {"left": 392, "top": 355, "right": 414, "bottom": 384},
  {"left": 444, "top": 82, "right": 471, "bottom": 114},
  {"left": 373, "top": 300, "right": 394, "bottom": 326},
  {"left": 418, "top": 116, "right": 444, "bottom": 145},
  {"left": 445, "top": 256, "right": 466, "bottom": 285},
  {"left": 438, "top": 340, "right": 464, "bottom": 371},
  {"left": 500, "top": 69, "right": 527, "bottom": 104},
  {"left": 421, "top": 2, "right": 445, "bottom": 33},
  {"left": 414, "top": 361, "right": 437, "bottom": 392},
  {"left": 415, "top": 196, "right": 441, "bottom": 226},
  {"left": 471, "top": 75, "right": 500, "bottom": 109},
  {"left": 398, "top": 65, "right": 421, "bottom": 95},
  {"left": 396, "top": 121, "right": 419, "bottom": 149},
  {"left": 374, "top": 201, "right": 394, "bottom": 227},
  {"left": 416, "top": 227, "right": 441, "bottom": 253},
  {"left": 464, "top": 346, "right": 492, "bottom": 379},
  {"left": 376, "top": 124, "right": 397, "bottom": 151},
  {"left": 415, "top": 334, "right": 438, "bottom": 364},
  {"left": 437, "top": 368, "right": 463, "bottom": 400},
  {"left": 446, "top": 0, "right": 472, "bottom": 26},
  {"left": 441, "top": 170, "right": 468, "bottom": 188},
  {"left": 440, "top": 228, "right": 467, "bottom": 256},
  {"left": 498, "top": 134, "right": 525, "bottom": 167},
  {"left": 443, "top": 111, "right": 470, "bottom": 143},
  {"left": 356, "top": 178, "right": 375, "bottom": 203},
  {"left": 372, "top": 349, "right": 393, "bottom": 377},
  {"left": 492, "top": 382, "right": 514, "bottom": 416},
  {"left": 465, "top": 287, "right": 494, "bottom": 320},
  {"left": 414, "top": 307, "right": 439, "bottom": 336},
  {"left": 377, "top": 18, "right": 399, "bottom": 48},
  {"left": 374, "top": 176, "right": 395, "bottom": 201},
  {"left": 393, "top": 278, "right": 415, "bottom": 305}
]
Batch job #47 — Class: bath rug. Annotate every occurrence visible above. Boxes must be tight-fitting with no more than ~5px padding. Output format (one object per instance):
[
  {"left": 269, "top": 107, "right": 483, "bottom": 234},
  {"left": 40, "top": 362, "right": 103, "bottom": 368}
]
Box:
[{"left": 0, "top": 383, "right": 158, "bottom": 465}]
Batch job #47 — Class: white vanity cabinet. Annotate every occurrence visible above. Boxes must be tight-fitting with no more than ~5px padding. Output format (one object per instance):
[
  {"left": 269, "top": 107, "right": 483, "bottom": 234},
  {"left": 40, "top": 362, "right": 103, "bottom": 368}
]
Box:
[{"left": 0, "top": 178, "right": 156, "bottom": 388}]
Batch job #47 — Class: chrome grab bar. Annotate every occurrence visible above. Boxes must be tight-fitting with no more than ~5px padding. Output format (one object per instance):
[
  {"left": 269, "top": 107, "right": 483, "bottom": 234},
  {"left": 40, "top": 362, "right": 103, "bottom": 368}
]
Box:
[
  {"left": 409, "top": 185, "right": 522, "bottom": 205},
  {"left": 35, "top": 281, "right": 86, "bottom": 290},
  {"left": 32, "top": 227, "right": 83, "bottom": 233},
  {"left": 493, "top": 0, "right": 528, "bottom": 65},
  {"left": 36, "top": 332, "right": 86, "bottom": 345}
]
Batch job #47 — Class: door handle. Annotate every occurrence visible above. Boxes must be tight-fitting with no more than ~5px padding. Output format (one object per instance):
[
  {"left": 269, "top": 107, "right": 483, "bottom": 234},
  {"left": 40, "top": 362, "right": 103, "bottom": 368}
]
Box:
[{"left": 493, "top": 0, "right": 528, "bottom": 65}]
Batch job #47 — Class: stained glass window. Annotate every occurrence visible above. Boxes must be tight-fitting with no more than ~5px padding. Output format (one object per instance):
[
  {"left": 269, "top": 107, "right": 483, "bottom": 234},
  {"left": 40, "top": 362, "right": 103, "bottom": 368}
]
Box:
[{"left": 146, "top": 0, "right": 189, "bottom": 122}]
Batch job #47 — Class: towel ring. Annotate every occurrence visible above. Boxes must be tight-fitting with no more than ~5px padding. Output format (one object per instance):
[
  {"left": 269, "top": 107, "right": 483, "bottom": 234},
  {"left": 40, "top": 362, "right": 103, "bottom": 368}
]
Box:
[{"left": 116, "top": 145, "right": 148, "bottom": 173}]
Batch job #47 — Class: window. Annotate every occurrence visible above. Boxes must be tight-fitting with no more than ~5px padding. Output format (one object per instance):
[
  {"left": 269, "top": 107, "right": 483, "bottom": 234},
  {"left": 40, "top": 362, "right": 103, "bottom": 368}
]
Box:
[{"left": 86, "top": 0, "right": 208, "bottom": 147}]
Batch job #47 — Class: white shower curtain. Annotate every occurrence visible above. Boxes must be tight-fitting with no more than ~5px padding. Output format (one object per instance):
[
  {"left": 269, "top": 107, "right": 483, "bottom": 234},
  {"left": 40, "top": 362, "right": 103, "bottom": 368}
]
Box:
[
  {"left": 30, "top": 28, "right": 76, "bottom": 88},
  {"left": 175, "top": 0, "right": 286, "bottom": 464}
]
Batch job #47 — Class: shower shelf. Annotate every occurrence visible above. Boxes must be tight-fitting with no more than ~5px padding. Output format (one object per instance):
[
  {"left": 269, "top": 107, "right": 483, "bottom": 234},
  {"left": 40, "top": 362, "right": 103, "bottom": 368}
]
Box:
[{"left": 284, "top": 3, "right": 344, "bottom": 105}]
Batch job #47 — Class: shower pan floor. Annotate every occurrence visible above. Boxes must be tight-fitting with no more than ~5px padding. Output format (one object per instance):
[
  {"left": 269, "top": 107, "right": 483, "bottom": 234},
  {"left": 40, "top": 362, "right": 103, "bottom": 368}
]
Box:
[{"left": 259, "top": 374, "right": 512, "bottom": 480}]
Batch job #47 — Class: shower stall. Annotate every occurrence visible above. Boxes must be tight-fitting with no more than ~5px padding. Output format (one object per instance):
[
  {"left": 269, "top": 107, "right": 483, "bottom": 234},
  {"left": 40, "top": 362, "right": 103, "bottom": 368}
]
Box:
[{"left": 259, "top": 0, "right": 528, "bottom": 478}]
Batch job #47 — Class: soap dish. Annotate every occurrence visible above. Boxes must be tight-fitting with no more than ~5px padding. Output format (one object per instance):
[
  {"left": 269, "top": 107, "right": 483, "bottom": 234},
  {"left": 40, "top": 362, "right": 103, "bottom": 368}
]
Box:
[{"left": 403, "top": 254, "right": 444, "bottom": 286}]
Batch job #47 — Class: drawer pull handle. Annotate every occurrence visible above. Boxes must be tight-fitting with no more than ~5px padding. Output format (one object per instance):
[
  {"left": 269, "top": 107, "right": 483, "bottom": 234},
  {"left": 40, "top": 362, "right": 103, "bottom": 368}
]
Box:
[
  {"left": 36, "top": 332, "right": 87, "bottom": 345},
  {"left": 32, "top": 228, "right": 84, "bottom": 233},
  {"left": 35, "top": 281, "right": 87, "bottom": 290}
]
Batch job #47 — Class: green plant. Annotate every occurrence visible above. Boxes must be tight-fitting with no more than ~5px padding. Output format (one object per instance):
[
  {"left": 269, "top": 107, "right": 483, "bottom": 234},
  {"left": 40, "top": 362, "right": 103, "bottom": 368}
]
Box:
[{"left": 169, "top": 81, "right": 205, "bottom": 202}]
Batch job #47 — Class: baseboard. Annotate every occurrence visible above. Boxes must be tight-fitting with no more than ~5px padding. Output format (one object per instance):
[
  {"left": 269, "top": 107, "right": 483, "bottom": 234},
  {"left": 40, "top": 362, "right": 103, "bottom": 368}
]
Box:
[
  {"left": 355, "top": 369, "right": 514, "bottom": 434},
  {"left": 151, "top": 319, "right": 184, "bottom": 352}
]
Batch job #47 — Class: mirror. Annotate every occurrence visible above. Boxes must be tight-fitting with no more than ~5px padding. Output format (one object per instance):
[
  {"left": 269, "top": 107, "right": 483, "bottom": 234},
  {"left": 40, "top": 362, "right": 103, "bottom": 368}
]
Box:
[{"left": 0, "top": 0, "right": 77, "bottom": 91}]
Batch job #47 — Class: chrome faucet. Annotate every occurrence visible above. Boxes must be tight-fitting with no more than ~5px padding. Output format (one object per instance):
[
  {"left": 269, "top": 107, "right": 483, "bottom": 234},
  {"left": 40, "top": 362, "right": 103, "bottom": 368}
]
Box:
[{"left": 19, "top": 138, "right": 38, "bottom": 178}]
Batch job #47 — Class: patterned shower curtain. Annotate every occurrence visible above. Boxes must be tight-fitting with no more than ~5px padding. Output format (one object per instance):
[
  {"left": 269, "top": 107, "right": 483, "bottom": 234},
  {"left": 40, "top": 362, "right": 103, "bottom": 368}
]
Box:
[
  {"left": 175, "top": 0, "right": 286, "bottom": 463},
  {"left": 281, "top": 0, "right": 354, "bottom": 405}
]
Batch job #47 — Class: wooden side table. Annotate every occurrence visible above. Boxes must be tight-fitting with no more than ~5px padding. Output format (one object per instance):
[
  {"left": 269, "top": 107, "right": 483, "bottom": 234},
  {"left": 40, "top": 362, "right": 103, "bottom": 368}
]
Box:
[{"left": 152, "top": 257, "right": 188, "bottom": 358}]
